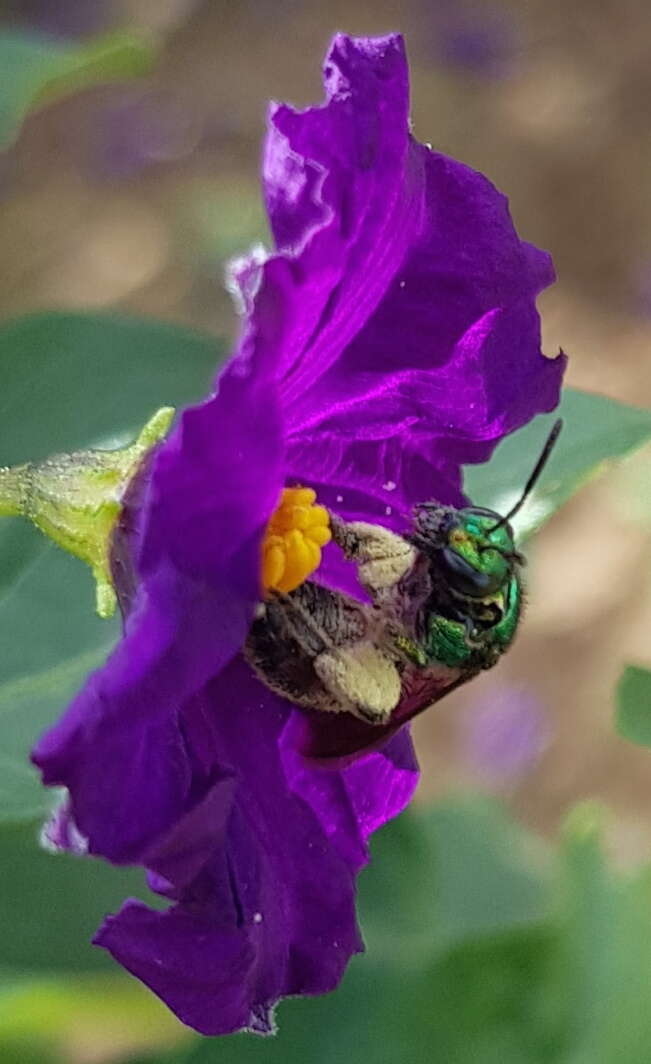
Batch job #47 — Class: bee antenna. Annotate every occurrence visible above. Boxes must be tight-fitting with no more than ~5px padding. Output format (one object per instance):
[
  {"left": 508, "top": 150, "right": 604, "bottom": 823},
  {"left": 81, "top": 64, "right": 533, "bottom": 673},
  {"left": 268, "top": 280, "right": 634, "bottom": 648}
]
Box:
[{"left": 490, "top": 418, "right": 563, "bottom": 533}]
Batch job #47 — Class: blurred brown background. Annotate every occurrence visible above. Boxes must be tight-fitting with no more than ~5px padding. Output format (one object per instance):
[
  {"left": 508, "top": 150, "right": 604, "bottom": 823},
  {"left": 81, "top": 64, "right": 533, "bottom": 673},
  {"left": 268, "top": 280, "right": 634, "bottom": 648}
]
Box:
[{"left": 2, "top": 0, "right": 651, "bottom": 859}]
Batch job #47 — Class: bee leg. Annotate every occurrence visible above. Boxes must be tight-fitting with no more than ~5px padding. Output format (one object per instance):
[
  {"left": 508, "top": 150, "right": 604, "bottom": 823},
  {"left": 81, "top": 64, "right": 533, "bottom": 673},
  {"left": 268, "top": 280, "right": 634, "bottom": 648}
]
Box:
[
  {"left": 328, "top": 514, "right": 416, "bottom": 599},
  {"left": 313, "top": 640, "right": 401, "bottom": 725},
  {"left": 269, "top": 587, "right": 401, "bottom": 722},
  {"left": 247, "top": 582, "right": 401, "bottom": 723},
  {"left": 246, "top": 598, "right": 318, "bottom": 704},
  {"left": 272, "top": 582, "right": 368, "bottom": 654},
  {"left": 247, "top": 582, "right": 376, "bottom": 716}
]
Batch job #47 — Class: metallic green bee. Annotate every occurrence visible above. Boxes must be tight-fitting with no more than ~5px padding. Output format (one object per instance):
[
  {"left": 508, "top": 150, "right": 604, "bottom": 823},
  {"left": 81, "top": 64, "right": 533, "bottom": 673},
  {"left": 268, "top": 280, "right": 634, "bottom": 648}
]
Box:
[{"left": 245, "top": 420, "right": 562, "bottom": 764}]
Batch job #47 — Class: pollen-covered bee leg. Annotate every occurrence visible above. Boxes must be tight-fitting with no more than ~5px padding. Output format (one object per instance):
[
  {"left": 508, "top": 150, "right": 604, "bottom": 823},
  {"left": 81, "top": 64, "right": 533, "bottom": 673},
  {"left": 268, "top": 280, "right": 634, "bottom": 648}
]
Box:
[
  {"left": 270, "top": 585, "right": 401, "bottom": 722},
  {"left": 313, "top": 641, "right": 401, "bottom": 725},
  {"left": 246, "top": 582, "right": 401, "bottom": 724},
  {"left": 328, "top": 514, "right": 416, "bottom": 599}
]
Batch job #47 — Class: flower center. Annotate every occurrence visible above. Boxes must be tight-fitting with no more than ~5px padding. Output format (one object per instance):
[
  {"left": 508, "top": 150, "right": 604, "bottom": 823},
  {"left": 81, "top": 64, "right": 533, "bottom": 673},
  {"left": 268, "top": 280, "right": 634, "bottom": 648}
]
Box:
[{"left": 262, "top": 487, "right": 331, "bottom": 594}]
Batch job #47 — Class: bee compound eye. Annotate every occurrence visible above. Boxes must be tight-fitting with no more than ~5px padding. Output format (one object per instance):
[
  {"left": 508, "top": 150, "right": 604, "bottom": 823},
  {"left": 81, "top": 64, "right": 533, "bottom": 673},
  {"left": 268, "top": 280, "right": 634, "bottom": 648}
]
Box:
[{"left": 440, "top": 547, "right": 497, "bottom": 597}]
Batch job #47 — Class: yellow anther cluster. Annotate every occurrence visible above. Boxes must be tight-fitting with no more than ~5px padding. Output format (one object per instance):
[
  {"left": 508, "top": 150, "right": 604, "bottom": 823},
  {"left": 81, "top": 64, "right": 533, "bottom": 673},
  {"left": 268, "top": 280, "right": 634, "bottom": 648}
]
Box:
[{"left": 262, "top": 487, "right": 331, "bottom": 594}]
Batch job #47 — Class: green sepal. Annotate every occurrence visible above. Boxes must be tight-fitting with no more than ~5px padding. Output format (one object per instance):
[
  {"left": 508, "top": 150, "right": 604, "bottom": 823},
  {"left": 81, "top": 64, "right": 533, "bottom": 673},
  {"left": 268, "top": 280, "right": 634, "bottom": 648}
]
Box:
[{"left": 0, "top": 407, "right": 174, "bottom": 619}]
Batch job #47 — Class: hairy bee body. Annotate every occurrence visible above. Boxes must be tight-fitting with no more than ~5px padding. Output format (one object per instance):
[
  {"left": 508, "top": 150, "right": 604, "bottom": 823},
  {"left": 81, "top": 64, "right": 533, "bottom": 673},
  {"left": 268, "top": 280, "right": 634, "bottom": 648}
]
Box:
[{"left": 245, "top": 506, "right": 523, "bottom": 760}]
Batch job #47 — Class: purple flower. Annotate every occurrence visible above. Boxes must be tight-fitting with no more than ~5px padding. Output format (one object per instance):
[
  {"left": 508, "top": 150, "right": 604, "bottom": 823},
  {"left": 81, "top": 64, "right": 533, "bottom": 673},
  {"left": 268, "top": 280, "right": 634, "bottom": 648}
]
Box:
[
  {"left": 32, "top": 34, "right": 564, "bottom": 1036},
  {"left": 464, "top": 685, "right": 551, "bottom": 783},
  {"left": 424, "top": 1, "right": 518, "bottom": 79},
  {"left": 15, "top": 0, "right": 113, "bottom": 38},
  {"left": 81, "top": 89, "right": 200, "bottom": 181}
]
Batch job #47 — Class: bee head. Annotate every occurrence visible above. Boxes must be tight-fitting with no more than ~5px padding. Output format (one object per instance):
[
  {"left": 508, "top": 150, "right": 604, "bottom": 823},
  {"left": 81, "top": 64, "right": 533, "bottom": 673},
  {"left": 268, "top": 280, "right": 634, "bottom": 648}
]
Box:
[
  {"left": 412, "top": 418, "right": 564, "bottom": 601},
  {"left": 412, "top": 505, "right": 523, "bottom": 599}
]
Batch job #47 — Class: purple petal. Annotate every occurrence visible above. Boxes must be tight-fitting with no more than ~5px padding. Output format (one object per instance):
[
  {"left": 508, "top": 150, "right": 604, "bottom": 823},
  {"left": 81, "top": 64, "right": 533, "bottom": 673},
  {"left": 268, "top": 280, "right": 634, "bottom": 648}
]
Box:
[
  {"left": 287, "top": 152, "right": 564, "bottom": 467},
  {"left": 96, "top": 658, "right": 367, "bottom": 1035},
  {"left": 95, "top": 900, "right": 261, "bottom": 1036},
  {"left": 286, "top": 438, "right": 465, "bottom": 534},
  {"left": 281, "top": 723, "right": 418, "bottom": 868},
  {"left": 264, "top": 34, "right": 423, "bottom": 400},
  {"left": 258, "top": 33, "right": 564, "bottom": 508},
  {"left": 33, "top": 354, "right": 285, "bottom": 864}
]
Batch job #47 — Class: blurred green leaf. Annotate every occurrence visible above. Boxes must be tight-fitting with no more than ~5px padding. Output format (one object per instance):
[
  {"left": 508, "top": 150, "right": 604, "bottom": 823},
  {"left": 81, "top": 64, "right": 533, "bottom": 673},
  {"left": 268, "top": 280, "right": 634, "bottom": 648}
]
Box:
[
  {"left": 0, "top": 311, "right": 223, "bottom": 822},
  {"left": 0, "top": 973, "right": 188, "bottom": 1063},
  {"left": 0, "top": 818, "right": 156, "bottom": 973},
  {"left": 464, "top": 388, "right": 651, "bottom": 539},
  {"left": 173, "top": 928, "right": 556, "bottom": 1064},
  {"left": 0, "top": 29, "right": 156, "bottom": 147},
  {"left": 0, "top": 311, "right": 220, "bottom": 464},
  {"left": 552, "top": 803, "right": 651, "bottom": 1064},
  {"left": 0, "top": 641, "right": 113, "bottom": 822},
  {"left": 555, "top": 803, "right": 619, "bottom": 1055},
  {"left": 360, "top": 797, "right": 551, "bottom": 964},
  {"left": 615, "top": 665, "right": 651, "bottom": 747},
  {"left": 0, "top": 1045, "right": 57, "bottom": 1064}
]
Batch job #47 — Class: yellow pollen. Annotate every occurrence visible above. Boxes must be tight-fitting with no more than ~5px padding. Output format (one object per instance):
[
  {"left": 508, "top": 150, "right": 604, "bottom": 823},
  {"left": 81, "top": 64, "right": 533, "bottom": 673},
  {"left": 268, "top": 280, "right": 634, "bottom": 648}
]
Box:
[{"left": 262, "top": 487, "right": 331, "bottom": 594}]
